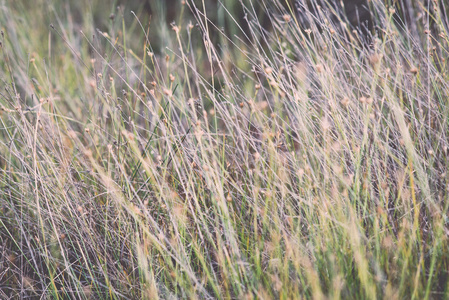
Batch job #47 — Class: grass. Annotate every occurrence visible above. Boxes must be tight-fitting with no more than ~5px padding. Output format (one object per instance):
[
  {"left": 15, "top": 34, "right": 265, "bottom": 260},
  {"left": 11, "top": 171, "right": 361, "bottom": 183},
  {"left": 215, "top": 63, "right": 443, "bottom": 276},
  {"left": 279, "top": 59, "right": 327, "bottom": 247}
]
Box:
[{"left": 1, "top": 0, "right": 449, "bottom": 298}]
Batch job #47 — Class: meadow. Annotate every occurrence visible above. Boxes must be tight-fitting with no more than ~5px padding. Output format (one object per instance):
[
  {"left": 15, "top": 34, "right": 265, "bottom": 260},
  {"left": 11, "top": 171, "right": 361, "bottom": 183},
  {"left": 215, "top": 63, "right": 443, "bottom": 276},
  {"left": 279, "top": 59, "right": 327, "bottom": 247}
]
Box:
[{"left": 1, "top": 0, "right": 449, "bottom": 298}]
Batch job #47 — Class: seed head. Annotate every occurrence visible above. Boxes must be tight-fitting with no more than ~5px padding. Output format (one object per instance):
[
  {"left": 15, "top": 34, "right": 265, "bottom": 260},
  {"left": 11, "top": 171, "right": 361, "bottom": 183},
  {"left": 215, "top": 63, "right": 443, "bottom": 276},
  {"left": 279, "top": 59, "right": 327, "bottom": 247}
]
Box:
[
  {"left": 410, "top": 66, "right": 418, "bottom": 74},
  {"left": 253, "top": 152, "right": 260, "bottom": 161},
  {"left": 226, "top": 193, "right": 232, "bottom": 202},
  {"left": 163, "top": 88, "right": 172, "bottom": 96},
  {"left": 172, "top": 25, "right": 180, "bottom": 34},
  {"left": 340, "top": 97, "right": 350, "bottom": 107}
]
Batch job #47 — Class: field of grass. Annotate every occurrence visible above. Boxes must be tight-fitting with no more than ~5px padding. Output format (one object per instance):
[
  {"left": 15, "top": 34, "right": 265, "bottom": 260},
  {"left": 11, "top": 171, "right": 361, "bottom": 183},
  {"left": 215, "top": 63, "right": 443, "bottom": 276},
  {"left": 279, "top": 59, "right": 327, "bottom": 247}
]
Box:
[{"left": 1, "top": 0, "right": 449, "bottom": 298}]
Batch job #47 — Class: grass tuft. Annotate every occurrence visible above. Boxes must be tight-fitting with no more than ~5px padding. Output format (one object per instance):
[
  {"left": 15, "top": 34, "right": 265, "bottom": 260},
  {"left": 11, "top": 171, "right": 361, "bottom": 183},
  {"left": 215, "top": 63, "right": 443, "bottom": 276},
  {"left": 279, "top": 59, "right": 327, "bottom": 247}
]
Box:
[{"left": 1, "top": 0, "right": 449, "bottom": 298}]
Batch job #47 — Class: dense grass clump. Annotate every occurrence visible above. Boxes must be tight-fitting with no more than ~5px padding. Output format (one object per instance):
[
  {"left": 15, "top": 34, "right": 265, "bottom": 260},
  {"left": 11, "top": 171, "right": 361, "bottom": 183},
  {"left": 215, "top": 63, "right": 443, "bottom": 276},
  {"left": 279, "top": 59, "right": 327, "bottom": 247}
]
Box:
[{"left": 1, "top": 0, "right": 449, "bottom": 298}]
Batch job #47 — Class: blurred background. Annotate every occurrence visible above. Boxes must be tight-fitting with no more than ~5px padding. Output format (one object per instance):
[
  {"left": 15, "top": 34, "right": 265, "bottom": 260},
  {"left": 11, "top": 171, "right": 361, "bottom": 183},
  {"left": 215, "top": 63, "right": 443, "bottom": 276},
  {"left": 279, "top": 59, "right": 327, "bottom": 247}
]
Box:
[{"left": 4, "top": 0, "right": 441, "bottom": 55}]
